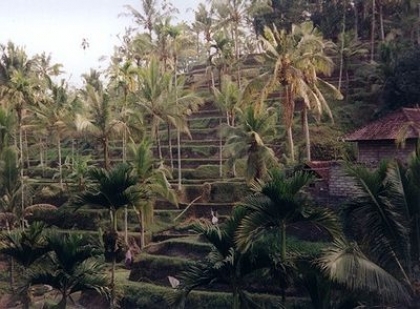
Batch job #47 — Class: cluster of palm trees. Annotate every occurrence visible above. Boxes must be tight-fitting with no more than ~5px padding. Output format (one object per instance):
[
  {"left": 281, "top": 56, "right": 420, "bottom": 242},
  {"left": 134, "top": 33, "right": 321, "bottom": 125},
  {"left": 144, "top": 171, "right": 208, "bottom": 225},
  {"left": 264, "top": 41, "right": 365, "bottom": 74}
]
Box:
[
  {"left": 170, "top": 149, "right": 420, "bottom": 307},
  {"left": 4, "top": 0, "right": 417, "bottom": 306},
  {"left": 0, "top": 0, "right": 346, "bottom": 225},
  {"left": 0, "top": 222, "right": 109, "bottom": 309}
]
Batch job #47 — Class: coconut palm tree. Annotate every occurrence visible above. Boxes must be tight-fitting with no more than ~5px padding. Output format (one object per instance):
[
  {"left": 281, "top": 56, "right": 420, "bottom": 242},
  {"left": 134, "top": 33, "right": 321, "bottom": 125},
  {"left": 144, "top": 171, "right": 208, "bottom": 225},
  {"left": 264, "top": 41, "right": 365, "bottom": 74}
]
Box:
[
  {"left": 213, "top": 75, "right": 241, "bottom": 127},
  {"left": 0, "top": 42, "right": 37, "bottom": 227},
  {"left": 124, "top": 0, "right": 161, "bottom": 39},
  {"left": 236, "top": 167, "right": 342, "bottom": 301},
  {"left": 342, "top": 161, "right": 412, "bottom": 283},
  {"left": 74, "top": 163, "right": 139, "bottom": 308},
  {"left": 318, "top": 238, "right": 412, "bottom": 306},
  {"left": 108, "top": 60, "right": 139, "bottom": 164},
  {"left": 292, "top": 21, "right": 343, "bottom": 161},
  {"left": 221, "top": 104, "right": 278, "bottom": 181},
  {"left": 211, "top": 0, "right": 272, "bottom": 86},
  {"left": 31, "top": 79, "right": 78, "bottom": 190},
  {"left": 130, "top": 139, "right": 177, "bottom": 248},
  {"left": 26, "top": 232, "right": 109, "bottom": 309},
  {"left": 256, "top": 21, "right": 342, "bottom": 162},
  {"left": 136, "top": 56, "right": 172, "bottom": 161},
  {"left": 80, "top": 72, "right": 124, "bottom": 170}
]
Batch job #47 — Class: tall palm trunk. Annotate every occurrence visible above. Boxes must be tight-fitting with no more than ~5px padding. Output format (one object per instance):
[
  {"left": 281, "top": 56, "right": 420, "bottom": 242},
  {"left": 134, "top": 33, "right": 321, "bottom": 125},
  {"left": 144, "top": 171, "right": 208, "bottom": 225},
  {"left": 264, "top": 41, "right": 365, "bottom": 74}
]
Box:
[
  {"left": 219, "top": 118, "right": 223, "bottom": 178},
  {"left": 338, "top": 4, "right": 346, "bottom": 91},
  {"left": 302, "top": 107, "right": 311, "bottom": 161},
  {"left": 102, "top": 136, "right": 110, "bottom": 170},
  {"left": 174, "top": 59, "right": 183, "bottom": 190},
  {"left": 57, "top": 293, "right": 67, "bottom": 309},
  {"left": 110, "top": 210, "right": 117, "bottom": 309},
  {"left": 122, "top": 88, "right": 128, "bottom": 164},
  {"left": 39, "top": 137, "right": 45, "bottom": 178},
  {"left": 370, "top": 0, "right": 376, "bottom": 61},
  {"left": 57, "top": 134, "right": 63, "bottom": 190},
  {"left": 124, "top": 205, "right": 128, "bottom": 245},
  {"left": 280, "top": 220, "right": 287, "bottom": 304},
  {"left": 177, "top": 129, "right": 182, "bottom": 190},
  {"left": 155, "top": 125, "right": 163, "bottom": 161},
  {"left": 19, "top": 121, "right": 25, "bottom": 228},
  {"left": 137, "top": 210, "right": 146, "bottom": 249},
  {"left": 284, "top": 86, "right": 295, "bottom": 162},
  {"left": 167, "top": 123, "right": 174, "bottom": 170}
]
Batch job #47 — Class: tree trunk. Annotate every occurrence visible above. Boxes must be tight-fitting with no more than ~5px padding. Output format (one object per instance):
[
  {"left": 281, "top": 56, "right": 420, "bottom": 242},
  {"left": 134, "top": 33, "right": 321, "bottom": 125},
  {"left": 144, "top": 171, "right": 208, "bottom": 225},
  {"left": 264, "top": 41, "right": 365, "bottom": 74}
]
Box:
[
  {"left": 219, "top": 118, "right": 223, "bottom": 178},
  {"left": 57, "top": 135, "right": 63, "bottom": 190},
  {"left": 379, "top": 2, "right": 385, "bottom": 41},
  {"left": 177, "top": 129, "right": 182, "bottom": 190},
  {"left": 338, "top": 5, "right": 346, "bottom": 91},
  {"left": 156, "top": 126, "right": 163, "bottom": 161},
  {"left": 123, "top": 89, "right": 128, "bottom": 164},
  {"left": 110, "top": 256, "right": 116, "bottom": 309},
  {"left": 280, "top": 220, "right": 287, "bottom": 304},
  {"left": 232, "top": 284, "right": 240, "bottom": 309},
  {"left": 168, "top": 124, "right": 173, "bottom": 170},
  {"left": 57, "top": 293, "right": 67, "bottom": 309},
  {"left": 103, "top": 136, "right": 110, "bottom": 170},
  {"left": 284, "top": 85, "right": 295, "bottom": 162},
  {"left": 139, "top": 210, "right": 146, "bottom": 249},
  {"left": 39, "top": 137, "right": 44, "bottom": 178},
  {"left": 110, "top": 210, "right": 117, "bottom": 309},
  {"left": 370, "top": 0, "right": 376, "bottom": 61},
  {"left": 124, "top": 206, "right": 128, "bottom": 245},
  {"left": 9, "top": 257, "right": 14, "bottom": 293},
  {"left": 19, "top": 123, "right": 25, "bottom": 229},
  {"left": 302, "top": 107, "right": 311, "bottom": 162}
]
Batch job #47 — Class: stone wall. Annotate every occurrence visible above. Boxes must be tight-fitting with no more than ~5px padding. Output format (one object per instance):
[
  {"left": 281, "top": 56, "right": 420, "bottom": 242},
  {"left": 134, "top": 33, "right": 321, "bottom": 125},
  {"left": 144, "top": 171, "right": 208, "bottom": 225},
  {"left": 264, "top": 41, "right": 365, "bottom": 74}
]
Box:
[
  {"left": 357, "top": 139, "right": 417, "bottom": 165},
  {"left": 328, "top": 162, "right": 358, "bottom": 198}
]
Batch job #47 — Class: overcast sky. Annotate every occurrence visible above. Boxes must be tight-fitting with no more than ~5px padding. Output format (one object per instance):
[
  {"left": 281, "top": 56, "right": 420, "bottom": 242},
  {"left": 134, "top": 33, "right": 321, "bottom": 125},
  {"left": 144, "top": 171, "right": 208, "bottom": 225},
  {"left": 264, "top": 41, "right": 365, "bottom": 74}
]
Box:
[{"left": 0, "top": 0, "right": 195, "bottom": 86}]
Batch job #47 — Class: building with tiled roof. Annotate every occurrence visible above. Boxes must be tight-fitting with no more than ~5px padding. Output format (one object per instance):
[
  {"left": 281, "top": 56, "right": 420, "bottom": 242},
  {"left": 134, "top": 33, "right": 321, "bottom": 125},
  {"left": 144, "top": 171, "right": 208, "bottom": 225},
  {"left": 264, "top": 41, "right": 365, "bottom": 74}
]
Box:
[{"left": 344, "top": 107, "right": 420, "bottom": 165}]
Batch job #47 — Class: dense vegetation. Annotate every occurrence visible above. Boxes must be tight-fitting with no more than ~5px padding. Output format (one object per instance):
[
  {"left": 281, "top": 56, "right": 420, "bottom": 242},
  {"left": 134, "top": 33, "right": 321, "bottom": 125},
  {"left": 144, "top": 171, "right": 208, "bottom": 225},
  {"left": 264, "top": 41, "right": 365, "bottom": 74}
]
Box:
[{"left": 1, "top": 0, "right": 420, "bottom": 308}]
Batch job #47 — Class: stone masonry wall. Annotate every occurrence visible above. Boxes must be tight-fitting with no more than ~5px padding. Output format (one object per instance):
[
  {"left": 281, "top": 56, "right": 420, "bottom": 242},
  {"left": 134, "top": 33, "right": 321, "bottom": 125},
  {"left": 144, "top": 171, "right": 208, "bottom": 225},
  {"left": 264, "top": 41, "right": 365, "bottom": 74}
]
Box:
[
  {"left": 329, "top": 162, "right": 358, "bottom": 198},
  {"left": 357, "top": 140, "right": 417, "bottom": 165}
]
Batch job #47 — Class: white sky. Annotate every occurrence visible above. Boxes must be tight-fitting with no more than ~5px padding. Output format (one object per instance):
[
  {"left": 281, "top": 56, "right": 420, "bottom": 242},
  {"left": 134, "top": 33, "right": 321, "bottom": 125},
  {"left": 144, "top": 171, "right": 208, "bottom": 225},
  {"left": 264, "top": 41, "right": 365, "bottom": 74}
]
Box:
[{"left": 0, "top": 0, "right": 196, "bottom": 86}]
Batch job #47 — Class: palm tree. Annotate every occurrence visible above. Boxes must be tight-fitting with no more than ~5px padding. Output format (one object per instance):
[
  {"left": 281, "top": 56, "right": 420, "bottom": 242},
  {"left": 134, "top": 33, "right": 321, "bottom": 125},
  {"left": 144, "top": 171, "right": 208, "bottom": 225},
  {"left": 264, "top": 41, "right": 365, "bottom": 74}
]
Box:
[
  {"left": 31, "top": 79, "right": 76, "bottom": 190},
  {"left": 80, "top": 72, "right": 124, "bottom": 170},
  {"left": 27, "top": 232, "right": 109, "bottom": 309},
  {"left": 74, "top": 163, "right": 139, "bottom": 308},
  {"left": 0, "top": 42, "right": 37, "bottom": 227},
  {"left": 236, "top": 167, "right": 342, "bottom": 301},
  {"left": 136, "top": 56, "right": 172, "bottom": 161},
  {"left": 211, "top": 0, "right": 272, "bottom": 86},
  {"left": 124, "top": 0, "right": 161, "bottom": 39},
  {"left": 343, "top": 161, "right": 412, "bottom": 283},
  {"left": 109, "top": 60, "right": 139, "bottom": 164},
  {"left": 169, "top": 206, "right": 272, "bottom": 309},
  {"left": 257, "top": 21, "right": 341, "bottom": 162},
  {"left": 221, "top": 104, "right": 278, "bottom": 181},
  {"left": 0, "top": 222, "right": 50, "bottom": 309},
  {"left": 292, "top": 21, "right": 343, "bottom": 161},
  {"left": 130, "top": 139, "right": 177, "bottom": 248},
  {"left": 213, "top": 75, "right": 241, "bottom": 127},
  {"left": 392, "top": 148, "right": 420, "bottom": 262},
  {"left": 318, "top": 238, "right": 412, "bottom": 306}
]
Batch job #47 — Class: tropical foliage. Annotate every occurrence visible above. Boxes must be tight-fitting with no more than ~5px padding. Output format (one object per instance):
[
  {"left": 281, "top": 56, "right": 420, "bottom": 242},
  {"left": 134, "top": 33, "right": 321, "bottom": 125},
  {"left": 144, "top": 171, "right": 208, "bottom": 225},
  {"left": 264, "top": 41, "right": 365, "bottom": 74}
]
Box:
[{"left": 1, "top": 0, "right": 420, "bottom": 307}]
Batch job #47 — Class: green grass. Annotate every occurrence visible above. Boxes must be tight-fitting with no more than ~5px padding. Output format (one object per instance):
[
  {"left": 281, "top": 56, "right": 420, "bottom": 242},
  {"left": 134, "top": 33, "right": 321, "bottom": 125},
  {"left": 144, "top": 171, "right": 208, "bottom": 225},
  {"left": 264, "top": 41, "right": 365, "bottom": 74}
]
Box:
[{"left": 121, "top": 281, "right": 311, "bottom": 309}]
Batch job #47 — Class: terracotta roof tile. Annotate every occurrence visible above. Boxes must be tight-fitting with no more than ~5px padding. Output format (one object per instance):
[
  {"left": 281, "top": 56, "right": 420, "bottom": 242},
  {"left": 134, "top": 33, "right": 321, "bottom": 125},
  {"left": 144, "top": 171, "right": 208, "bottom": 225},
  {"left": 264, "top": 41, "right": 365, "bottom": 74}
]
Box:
[
  {"left": 305, "top": 161, "right": 333, "bottom": 181},
  {"left": 344, "top": 107, "right": 420, "bottom": 141}
]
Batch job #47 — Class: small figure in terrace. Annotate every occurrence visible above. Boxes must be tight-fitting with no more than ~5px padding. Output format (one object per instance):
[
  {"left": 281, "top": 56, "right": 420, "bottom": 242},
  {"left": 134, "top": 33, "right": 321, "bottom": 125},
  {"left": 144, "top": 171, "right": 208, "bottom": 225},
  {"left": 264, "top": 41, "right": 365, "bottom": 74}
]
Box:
[
  {"left": 211, "top": 209, "right": 218, "bottom": 225},
  {"left": 125, "top": 247, "right": 132, "bottom": 269}
]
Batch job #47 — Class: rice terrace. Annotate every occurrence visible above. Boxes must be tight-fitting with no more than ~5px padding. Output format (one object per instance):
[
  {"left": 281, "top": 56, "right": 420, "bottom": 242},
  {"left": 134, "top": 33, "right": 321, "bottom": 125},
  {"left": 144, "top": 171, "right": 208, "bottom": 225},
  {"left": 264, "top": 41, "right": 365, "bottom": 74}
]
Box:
[{"left": 1, "top": 0, "right": 420, "bottom": 308}]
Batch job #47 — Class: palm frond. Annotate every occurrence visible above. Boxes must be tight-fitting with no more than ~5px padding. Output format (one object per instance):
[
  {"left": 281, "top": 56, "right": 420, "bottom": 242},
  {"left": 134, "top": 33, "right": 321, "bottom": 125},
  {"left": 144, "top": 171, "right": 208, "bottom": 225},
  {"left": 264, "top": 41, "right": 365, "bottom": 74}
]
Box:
[{"left": 318, "top": 239, "right": 411, "bottom": 305}]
